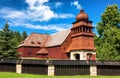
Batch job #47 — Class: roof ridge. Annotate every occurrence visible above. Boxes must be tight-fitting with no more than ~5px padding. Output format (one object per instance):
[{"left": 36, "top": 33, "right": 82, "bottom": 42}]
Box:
[
  {"left": 31, "top": 32, "right": 49, "bottom": 35},
  {"left": 18, "top": 33, "right": 33, "bottom": 47},
  {"left": 51, "top": 29, "right": 70, "bottom": 35},
  {"left": 24, "top": 33, "right": 33, "bottom": 43}
]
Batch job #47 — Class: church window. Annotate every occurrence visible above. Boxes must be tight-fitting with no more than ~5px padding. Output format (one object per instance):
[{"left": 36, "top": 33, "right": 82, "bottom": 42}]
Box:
[
  {"left": 74, "top": 54, "right": 80, "bottom": 60},
  {"left": 37, "top": 42, "right": 41, "bottom": 45},
  {"left": 90, "top": 28, "right": 92, "bottom": 33},
  {"left": 77, "top": 27, "right": 79, "bottom": 32},
  {"left": 83, "top": 27, "right": 85, "bottom": 32},
  {"left": 73, "top": 29, "right": 75, "bottom": 34},
  {"left": 31, "top": 41, "right": 35, "bottom": 44},
  {"left": 74, "top": 29, "right": 75, "bottom": 33},
  {"left": 86, "top": 27, "right": 89, "bottom": 32},
  {"left": 76, "top": 28, "right": 78, "bottom": 33},
  {"left": 81, "top": 26, "right": 83, "bottom": 32},
  {"left": 84, "top": 27, "right": 86, "bottom": 32},
  {"left": 79, "top": 27, "right": 81, "bottom": 32},
  {"left": 75, "top": 28, "right": 77, "bottom": 33},
  {"left": 87, "top": 53, "right": 92, "bottom": 61}
]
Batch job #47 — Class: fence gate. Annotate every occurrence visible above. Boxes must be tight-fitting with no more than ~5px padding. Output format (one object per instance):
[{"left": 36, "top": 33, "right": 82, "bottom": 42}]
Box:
[
  {"left": 97, "top": 65, "right": 120, "bottom": 76},
  {"left": 0, "top": 63, "right": 16, "bottom": 72},
  {"left": 22, "top": 64, "right": 48, "bottom": 75},
  {"left": 55, "top": 65, "right": 90, "bottom": 75}
]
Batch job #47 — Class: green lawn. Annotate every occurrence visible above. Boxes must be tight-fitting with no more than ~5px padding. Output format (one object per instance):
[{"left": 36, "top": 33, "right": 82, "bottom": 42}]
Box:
[{"left": 0, "top": 72, "right": 120, "bottom": 78}]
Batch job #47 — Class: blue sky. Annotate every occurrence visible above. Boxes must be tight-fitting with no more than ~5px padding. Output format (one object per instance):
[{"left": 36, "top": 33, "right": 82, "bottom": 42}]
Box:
[{"left": 0, "top": 0, "right": 120, "bottom": 35}]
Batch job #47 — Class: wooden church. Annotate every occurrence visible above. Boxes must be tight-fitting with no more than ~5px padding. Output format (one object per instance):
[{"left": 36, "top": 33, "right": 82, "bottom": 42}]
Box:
[{"left": 17, "top": 10, "right": 96, "bottom": 60}]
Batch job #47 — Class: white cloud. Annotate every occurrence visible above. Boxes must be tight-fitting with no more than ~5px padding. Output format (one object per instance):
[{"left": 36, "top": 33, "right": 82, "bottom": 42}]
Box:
[
  {"left": 56, "top": 14, "right": 74, "bottom": 19},
  {"left": 55, "top": 2, "right": 63, "bottom": 8},
  {"left": 0, "top": 8, "right": 26, "bottom": 20},
  {"left": 24, "top": 23, "right": 70, "bottom": 31},
  {"left": 9, "top": 20, "right": 72, "bottom": 32},
  {"left": 71, "top": 1, "right": 82, "bottom": 10},
  {"left": 25, "top": 0, "right": 57, "bottom": 21},
  {"left": 0, "top": 0, "right": 74, "bottom": 31},
  {"left": 24, "top": 0, "right": 74, "bottom": 21},
  {"left": 0, "top": 0, "right": 74, "bottom": 22}
]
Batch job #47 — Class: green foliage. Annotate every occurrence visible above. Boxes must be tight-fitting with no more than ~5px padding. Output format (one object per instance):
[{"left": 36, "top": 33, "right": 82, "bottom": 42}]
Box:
[
  {"left": 95, "top": 5, "right": 120, "bottom": 60},
  {"left": 0, "top": 22, "right": 17, "bottom": 58},
  {"left": 13, "top": 31, "right": 22, "bottom": 46},
  {"left": 21, "top": 31, "right": 28, "bottom": 41},
  {"left": 0, "top": 22, "right": 28, "bottom": 58}
]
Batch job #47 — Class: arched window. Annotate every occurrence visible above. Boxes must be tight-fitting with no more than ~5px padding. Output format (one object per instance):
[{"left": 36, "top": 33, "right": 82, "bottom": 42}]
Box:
[
  {"left": 87, "top": 53, "right": 92, "bottom": 61},
  {"left": 74, "top": 54, "right": 80, "bottom": 60}
]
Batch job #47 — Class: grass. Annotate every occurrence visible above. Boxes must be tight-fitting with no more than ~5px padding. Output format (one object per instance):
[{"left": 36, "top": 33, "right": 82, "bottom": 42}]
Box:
[{"left": 0, "top": 72, "right": 120, "bottom": 78}]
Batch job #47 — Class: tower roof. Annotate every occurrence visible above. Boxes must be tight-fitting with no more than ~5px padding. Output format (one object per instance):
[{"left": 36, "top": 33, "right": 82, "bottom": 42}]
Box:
[{"left": 76, "top": 10, "right": 88, "bottom": 21}]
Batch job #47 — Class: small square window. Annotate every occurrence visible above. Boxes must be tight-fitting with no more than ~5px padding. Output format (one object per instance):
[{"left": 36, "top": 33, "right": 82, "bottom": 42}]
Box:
[{"left": 31, "top": 41, "right": 35, "bottom": 44}]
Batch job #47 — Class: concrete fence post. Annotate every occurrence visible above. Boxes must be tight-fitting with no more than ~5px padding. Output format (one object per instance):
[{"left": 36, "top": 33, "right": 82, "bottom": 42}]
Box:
[
  {"left": 48, "top": 65, "right": 55, "bottom": 76},
  {"left": 16, "top": 64, "right": 22, "bottom": 74},
  {"left": 90, "top": 65, "right": 97, "bottom": 76}
]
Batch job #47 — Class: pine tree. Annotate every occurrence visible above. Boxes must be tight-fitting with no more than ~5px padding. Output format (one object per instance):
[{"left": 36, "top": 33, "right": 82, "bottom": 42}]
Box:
[
  {"left": 0, "top": 22, "right": 17, "bottom": 58},
  {"left": 12, "top": 31, "right": 22, "bottom": 46},
  {"left": 21, "top": 31, "right": 27, "bottom": 41},
  {"left": 96, "top": 5, "right": 120, "bottom": 60}
]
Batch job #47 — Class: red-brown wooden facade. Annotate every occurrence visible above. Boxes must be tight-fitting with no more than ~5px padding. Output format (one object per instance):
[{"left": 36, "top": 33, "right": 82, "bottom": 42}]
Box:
[{"left": 17, "top": 10, "right": 96, "bottom": 60}]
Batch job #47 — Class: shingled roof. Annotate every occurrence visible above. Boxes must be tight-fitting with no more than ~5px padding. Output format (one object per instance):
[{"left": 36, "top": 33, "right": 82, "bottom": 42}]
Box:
[
  {"left": 18, "top": 33, "right": 49, "bottom": 47},
  {"left": 18, "top": 29, "right": 71, "bottom": 47},
  {"left": 36, "top": 48, "right": 48, "bottom": 54},
  {"left": 46, "top": 29, "right": 71, "bottom": 47}
]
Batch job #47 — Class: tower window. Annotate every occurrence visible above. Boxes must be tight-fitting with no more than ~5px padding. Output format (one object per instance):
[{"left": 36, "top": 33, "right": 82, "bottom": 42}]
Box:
[
  {"left": 90, "top": 28, "right": 92, "bottom": 33},
  {"left": 83, "top": 27, "right": 85, "bottom": 32},
  {"left": 79, "top": 27, "right": 81, "bottom": 32},
  {"left": 77, "top": 27, "right": 79, "bottom": 32},
  {"left": 86, "top": 27, "right": 89, "bottom": 32},
  {"left": 75, "top": 28, "right": 77, "bottom": 33},
  {"left": 74, "top": 29, "right": 76, "bottom": 34}
]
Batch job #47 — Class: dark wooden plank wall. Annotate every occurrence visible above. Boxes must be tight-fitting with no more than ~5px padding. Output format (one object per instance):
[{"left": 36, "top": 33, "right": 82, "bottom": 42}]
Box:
[
  {"left": 1, "top": 59, "right": 120, "bottom": 76},
  {"left": 55, "top": 65, "right": 90, "bottom": 75},
  {"left": 22, "top": 64, "right": 48, "bottom": 75},
  {"left": 97, "top": 65, "right": 120, "bottom": 76},
  {"left": 0, "top": 63, "right": 16, "bottom": 72}
]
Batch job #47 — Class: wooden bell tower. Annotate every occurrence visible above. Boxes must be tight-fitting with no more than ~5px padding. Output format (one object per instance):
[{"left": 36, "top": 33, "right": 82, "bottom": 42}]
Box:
[{"left": 69, "top": 10, "right": 96, "bottom": 60}]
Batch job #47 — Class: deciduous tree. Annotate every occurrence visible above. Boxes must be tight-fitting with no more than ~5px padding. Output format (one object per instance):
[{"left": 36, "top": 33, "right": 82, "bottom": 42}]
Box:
[{"left": 96, "top": 5, "right": 120, "bottom": 60}]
